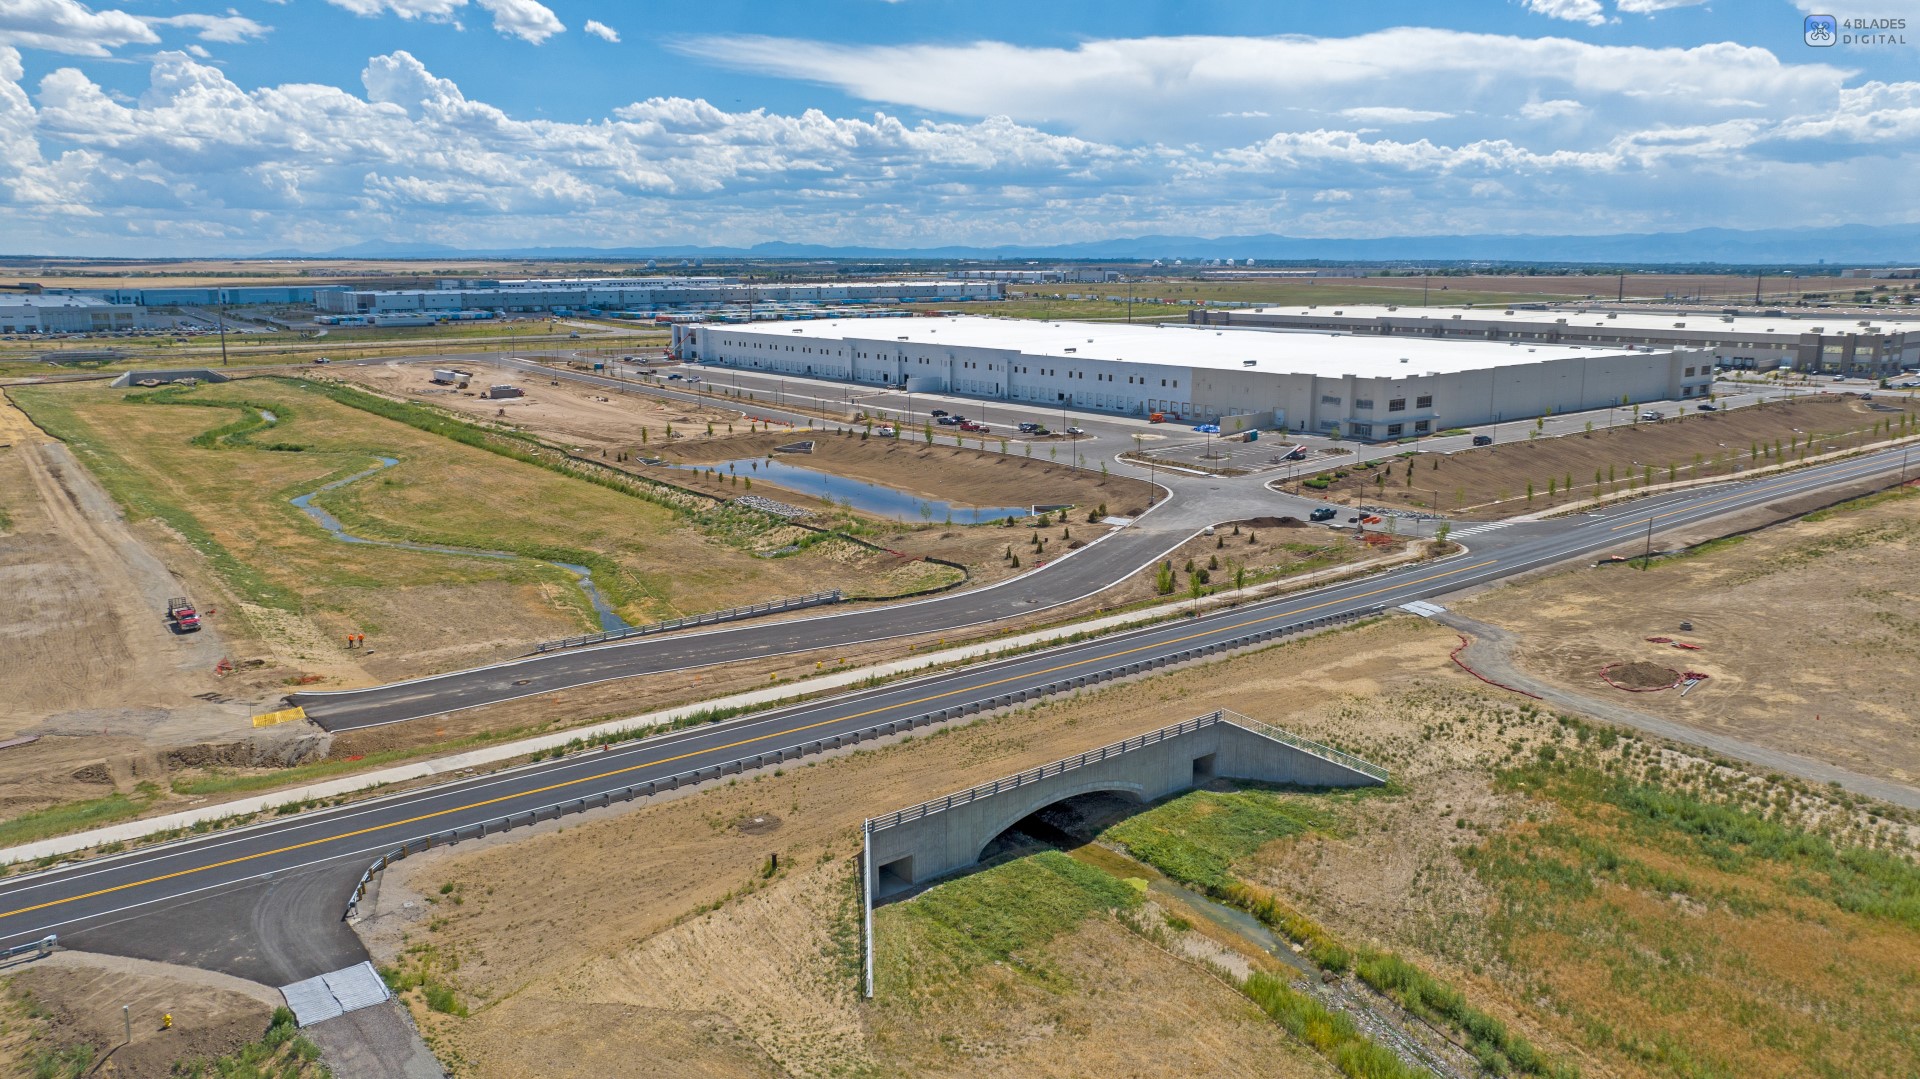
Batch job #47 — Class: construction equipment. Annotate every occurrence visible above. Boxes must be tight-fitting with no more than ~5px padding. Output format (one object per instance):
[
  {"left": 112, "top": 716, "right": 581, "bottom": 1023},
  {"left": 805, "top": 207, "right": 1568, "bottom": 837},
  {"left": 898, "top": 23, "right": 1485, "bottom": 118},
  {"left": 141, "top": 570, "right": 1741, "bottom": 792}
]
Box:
[{"left": 166, "top": 597, "right": 202, "bottom": 633}]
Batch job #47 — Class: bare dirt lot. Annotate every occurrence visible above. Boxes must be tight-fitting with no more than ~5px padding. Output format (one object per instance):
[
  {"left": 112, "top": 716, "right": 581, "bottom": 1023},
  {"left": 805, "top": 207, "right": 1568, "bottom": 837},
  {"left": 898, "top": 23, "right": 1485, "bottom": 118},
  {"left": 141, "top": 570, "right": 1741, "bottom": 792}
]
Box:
[
  {"left": 1461, "top": 485, "right": 1920, "bottom": 787},
  {"left": 1307, "top": 395, "right": 1920, "bottom": 518},
  {"left": 0, "top": 953, "right": 281, "bottom": 1079},
  {"left": 333, "top": 360, "right": 740, "bottom": 457}
]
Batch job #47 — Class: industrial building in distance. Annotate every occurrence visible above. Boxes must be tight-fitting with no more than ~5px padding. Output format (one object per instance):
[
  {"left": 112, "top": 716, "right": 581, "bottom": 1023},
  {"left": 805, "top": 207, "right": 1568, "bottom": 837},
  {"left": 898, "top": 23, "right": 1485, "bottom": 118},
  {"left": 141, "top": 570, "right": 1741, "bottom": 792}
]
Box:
[
  {"left": 314, "top": 277, "right": 1001, "bottom": 318},
  {"left": 1190, "top": 304, "right": 1920, "bottom": 377},
  {"left": 674, "top": 316, "right": 1712, "bottom": 438},
  {"left": 0, "top": 294, "right": 148, "bottom": 334}
]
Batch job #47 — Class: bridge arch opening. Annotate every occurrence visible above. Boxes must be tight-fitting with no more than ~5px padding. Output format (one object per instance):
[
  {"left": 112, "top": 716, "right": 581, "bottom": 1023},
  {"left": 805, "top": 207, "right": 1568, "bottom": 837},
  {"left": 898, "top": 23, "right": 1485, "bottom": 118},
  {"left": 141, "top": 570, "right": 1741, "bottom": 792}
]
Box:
[{"left": 977, "top": 788, "right": 1147, "bottom": 866}]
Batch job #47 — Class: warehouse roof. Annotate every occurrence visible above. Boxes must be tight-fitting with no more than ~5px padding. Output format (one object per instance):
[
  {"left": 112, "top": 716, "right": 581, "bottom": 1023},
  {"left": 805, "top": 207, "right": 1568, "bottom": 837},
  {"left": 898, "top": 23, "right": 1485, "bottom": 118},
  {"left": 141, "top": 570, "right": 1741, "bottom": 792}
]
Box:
[
  {"left": 1240, "top": 303, "right": 1918, "bottom": 338},
  {"left": 0, "top": 294, "right": 129, "bottom": 309},
  {"left": 704, "top": 316, "right": 1665, "bottom": 378}
]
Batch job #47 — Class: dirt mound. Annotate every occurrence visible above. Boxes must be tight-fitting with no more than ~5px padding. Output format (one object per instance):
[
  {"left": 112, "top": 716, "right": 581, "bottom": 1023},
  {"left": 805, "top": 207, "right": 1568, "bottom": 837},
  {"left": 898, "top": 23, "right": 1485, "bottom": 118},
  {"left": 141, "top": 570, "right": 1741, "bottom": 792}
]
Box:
[
  {"left": 1234, "top": 516, "right": 1306, "bottom": 529},
  {"left": 1603, "top": 661, "right": 1680, "bottom": 690}
]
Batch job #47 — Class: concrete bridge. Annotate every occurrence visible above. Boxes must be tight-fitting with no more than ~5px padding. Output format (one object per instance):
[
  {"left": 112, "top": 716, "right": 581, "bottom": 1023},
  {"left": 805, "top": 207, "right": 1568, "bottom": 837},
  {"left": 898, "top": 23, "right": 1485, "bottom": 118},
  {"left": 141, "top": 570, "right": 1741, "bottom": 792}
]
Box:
[{"left": 862, "top": 709, "right": 1386, "bottom": 903}]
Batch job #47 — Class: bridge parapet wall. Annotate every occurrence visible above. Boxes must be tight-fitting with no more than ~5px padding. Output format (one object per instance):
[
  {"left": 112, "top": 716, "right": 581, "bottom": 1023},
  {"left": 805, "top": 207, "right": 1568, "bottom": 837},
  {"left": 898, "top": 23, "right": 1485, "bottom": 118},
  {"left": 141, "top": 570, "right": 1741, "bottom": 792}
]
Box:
[{"left": 862, "top": 710, "right": 1385, "bottom": 898}]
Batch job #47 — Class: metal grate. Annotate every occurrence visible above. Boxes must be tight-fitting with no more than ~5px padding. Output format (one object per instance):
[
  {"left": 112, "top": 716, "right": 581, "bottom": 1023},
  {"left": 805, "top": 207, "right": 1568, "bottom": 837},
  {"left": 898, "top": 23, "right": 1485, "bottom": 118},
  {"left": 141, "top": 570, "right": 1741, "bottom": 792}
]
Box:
[{"left": 280, "top": 961, "right": 390, "bottom": 1026}]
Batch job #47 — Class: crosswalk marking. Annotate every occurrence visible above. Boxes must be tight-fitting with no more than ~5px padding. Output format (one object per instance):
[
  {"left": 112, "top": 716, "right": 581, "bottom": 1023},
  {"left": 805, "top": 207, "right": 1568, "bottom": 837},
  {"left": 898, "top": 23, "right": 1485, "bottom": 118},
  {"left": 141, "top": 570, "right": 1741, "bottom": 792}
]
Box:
[{"left": 1447, "top": 521, "right": 1515, "bottom": 538}]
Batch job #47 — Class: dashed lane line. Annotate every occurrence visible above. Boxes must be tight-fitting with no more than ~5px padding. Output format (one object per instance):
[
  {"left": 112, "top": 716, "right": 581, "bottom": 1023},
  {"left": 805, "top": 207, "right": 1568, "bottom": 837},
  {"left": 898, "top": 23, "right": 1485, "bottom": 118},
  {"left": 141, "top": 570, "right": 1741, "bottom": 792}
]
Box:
[{"left": 0, "top": 559, "right": 1497, "bottom": 926}]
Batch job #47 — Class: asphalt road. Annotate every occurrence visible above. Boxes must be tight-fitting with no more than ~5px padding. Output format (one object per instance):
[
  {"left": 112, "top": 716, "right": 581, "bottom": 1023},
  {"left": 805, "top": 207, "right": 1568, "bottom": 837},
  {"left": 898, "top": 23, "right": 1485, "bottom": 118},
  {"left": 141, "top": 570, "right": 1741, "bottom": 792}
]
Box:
[{"left": 2, "top": 441, "right": 1912, "bottom": 984}]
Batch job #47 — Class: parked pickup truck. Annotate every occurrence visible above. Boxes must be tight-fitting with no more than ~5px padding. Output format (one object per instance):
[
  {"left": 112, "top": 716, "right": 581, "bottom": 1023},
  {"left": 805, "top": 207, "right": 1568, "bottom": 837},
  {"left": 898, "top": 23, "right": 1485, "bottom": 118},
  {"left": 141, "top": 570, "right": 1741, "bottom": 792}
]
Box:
[
  {"left": 166, "top": 597, "right": 201, "bottom": 633},
  {"left": 1308, "top": 507, "right": 1338, "bottom": 522}
]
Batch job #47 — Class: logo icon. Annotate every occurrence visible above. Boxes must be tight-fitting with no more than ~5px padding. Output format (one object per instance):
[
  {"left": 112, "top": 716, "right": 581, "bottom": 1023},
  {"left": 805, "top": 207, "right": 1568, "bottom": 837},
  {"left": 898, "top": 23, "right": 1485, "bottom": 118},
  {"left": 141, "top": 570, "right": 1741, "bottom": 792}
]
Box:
[{"left": 1804, "top": 13, "right": 1837, "bottom": 45}]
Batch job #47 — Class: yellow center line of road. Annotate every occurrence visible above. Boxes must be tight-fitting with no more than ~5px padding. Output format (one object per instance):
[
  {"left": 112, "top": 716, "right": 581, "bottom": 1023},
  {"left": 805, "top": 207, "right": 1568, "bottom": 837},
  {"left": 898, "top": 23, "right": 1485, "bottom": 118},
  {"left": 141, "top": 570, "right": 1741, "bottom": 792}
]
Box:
[
  {"left": 1607, "top": 456, "right": 1890, "bottom": 532},
  {"left": 0, "top": 558, "right": 1495, "bottom": 925}
]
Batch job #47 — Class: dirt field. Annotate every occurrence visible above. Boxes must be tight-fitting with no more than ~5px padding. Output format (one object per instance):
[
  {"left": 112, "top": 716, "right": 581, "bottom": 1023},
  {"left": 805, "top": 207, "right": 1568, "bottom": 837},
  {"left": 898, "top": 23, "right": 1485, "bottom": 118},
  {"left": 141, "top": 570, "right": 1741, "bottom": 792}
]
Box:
[
  {"left": 1461, "top": 486, "right": 1920, "bottom": 787},
  {"left": 0, "top": 954, "right": 285, "bottom": 1079},
  {"left": 332, "top": 360, "right": 740, "bottom": 457},
  {"left": 1306, "top": 395, "right": 1920, "bottom": 518}
]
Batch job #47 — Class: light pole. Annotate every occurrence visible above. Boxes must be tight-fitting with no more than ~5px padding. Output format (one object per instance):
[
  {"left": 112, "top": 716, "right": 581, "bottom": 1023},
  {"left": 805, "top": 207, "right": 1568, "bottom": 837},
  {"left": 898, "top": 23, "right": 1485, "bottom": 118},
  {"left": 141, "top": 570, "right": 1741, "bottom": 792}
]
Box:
[{"left": 216, "top": 295, "right": 230, "bottom": 367}]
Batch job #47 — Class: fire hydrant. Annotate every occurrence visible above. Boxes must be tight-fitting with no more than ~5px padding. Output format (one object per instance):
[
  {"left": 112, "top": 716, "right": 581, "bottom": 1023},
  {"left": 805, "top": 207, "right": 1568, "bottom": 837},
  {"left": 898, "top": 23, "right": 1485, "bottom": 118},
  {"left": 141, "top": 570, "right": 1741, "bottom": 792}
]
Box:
[{"left": 161, "top": 1013, "right": 173, "bottom": 1031}]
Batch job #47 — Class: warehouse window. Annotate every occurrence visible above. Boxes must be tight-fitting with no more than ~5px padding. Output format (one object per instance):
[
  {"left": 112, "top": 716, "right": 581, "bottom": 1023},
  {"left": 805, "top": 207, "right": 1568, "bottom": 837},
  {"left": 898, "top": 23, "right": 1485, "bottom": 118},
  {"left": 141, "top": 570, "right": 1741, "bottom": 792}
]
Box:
[
  {"left": 1388, "top": 398, "right": 1406, "bottom": 412},
  {"left": 1354, "top": 398, "right": 1374, "bottom": 410},
  {"left": 1350, "top": 423, "right": 1373, "bottom": 437},
  {"left": 1320, "top": 394, "right": 1341, "bottom": 406},
  {"left": 1414, "top": 420, "right": 1431, "bottom": 434},
  {"left": 1387, "top": 423, "right": 1403, "bottom": 437},
  {"left": 1416, "top": 395, "right": 1432, "bottom": 408}
]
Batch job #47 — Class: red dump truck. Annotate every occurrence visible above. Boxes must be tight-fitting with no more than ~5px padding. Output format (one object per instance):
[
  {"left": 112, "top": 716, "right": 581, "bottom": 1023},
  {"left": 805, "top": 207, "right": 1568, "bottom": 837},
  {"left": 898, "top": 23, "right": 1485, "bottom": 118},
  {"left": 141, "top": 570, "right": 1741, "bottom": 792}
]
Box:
[{"left": 167, "top": 597, "right": 201, "bottom": 633}]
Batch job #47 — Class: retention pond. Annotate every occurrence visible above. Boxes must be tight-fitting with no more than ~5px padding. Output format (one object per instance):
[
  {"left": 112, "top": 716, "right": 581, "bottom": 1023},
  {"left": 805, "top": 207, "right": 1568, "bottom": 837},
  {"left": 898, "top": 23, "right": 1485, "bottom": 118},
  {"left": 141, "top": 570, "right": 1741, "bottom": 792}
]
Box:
[{"left": 665, "top": 456, "right": 1031, "bottom": 523}]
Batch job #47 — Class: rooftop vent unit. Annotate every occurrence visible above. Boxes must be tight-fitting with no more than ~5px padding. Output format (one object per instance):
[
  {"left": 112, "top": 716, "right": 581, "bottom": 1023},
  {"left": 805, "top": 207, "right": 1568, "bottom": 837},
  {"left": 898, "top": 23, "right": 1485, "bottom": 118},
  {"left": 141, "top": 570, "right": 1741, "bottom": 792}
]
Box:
[
  {"left": 1400, "top": 358, "right": 1409, "bottom": 363},
  {"left": 1504, "top": 309, "right": 1515, "bottom": 315},
  {"left": 1333, "top": 310, "right": 1344, "bottom": 315},
  {"left": 1607, "top": 313, "right": 1619, "bottom": 319},
  {"left": 1451, "top": 314, "right": 1462, "bottom": 320},
  {"left": 1243, "top": 360, "right": 1257, "bottom": 366},
  {"left": 1064, "top": 347, "right": 1076, "bottom": 353}
]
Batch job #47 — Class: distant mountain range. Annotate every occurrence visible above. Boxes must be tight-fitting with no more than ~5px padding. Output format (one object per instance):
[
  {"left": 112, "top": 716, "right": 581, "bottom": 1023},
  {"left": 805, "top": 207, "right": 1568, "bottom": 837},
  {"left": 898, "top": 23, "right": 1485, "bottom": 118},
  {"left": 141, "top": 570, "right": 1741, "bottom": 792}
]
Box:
[{"left": 249, "top": 223, "right": 1920, "bottom": 266}]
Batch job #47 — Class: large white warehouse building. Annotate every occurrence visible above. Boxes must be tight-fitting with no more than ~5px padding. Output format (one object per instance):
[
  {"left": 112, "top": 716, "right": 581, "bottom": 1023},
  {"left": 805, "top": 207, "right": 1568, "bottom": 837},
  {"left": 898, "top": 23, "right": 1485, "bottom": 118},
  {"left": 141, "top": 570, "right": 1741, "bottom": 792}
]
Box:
[
  {"left": 1191, "top": 304, "right": 1920, "bottom": 377},
  {"left": 316, "top": 278, "right": 1001, "bottom": 316},
  {"left": 674, "top": 317, "right": 1712, "bottom": 439}
]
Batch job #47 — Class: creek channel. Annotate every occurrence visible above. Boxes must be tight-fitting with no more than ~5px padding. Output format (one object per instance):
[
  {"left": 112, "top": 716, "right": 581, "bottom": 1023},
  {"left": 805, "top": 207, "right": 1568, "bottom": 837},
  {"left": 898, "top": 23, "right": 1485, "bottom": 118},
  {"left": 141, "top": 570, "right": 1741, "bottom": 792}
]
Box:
[
  {"left": 663, "top": 455, "right": 1031, "bottom": 523},
  {"left": 276, "top": 413, "right": 627, "bottom": 632},
  {"left": 994, "top": 805, "right": 1478, "bottom": 1078}
]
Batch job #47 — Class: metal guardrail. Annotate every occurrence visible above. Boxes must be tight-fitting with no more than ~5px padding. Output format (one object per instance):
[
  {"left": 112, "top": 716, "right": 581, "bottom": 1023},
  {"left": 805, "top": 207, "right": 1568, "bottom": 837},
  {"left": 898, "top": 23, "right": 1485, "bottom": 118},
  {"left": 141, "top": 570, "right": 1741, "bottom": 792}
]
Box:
[
  {"left": 344, "top": 599, "right": 1391, "bottom": 920},
  {"left": 530, "top": 590, "right": 843, "bottom": 653},
  {"left": 861, "top": 707, "right": 1389, "bottom": 833},
  {"left": 1, "top": 935, "right": 56, "bottom": 962},
  {"left": 864, "top": 712, "right": 1226, "bottom": 832},
  {"left": 1217, "top": 709, "right": 1392, "bottom": 783}
]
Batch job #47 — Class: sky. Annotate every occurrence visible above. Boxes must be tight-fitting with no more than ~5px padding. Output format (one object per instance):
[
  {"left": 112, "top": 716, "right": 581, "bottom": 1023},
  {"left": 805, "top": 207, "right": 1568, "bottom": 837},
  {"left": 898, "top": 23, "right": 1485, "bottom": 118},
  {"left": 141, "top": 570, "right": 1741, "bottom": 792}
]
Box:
[{"left": 0, "top": 0, "right": 1916, "bottom": 255}]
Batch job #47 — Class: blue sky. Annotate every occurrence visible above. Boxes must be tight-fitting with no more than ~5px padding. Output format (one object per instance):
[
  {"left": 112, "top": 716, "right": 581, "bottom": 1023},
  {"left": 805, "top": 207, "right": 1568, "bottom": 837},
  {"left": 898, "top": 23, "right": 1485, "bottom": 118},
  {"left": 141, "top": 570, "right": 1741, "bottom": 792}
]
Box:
[{"left": 1, "top": 0, "right": 1915, "bottom": 254}]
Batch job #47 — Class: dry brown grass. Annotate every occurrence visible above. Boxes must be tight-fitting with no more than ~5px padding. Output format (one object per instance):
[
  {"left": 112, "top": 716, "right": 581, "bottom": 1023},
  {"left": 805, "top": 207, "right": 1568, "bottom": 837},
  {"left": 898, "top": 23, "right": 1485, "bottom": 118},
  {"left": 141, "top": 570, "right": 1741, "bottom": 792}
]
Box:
[
  {"left": 1306, "top": 395, "right": 1920, "bottom": 518},
  {"left": 1461, "top": 486, "right": 1920, "bottom": 787}
]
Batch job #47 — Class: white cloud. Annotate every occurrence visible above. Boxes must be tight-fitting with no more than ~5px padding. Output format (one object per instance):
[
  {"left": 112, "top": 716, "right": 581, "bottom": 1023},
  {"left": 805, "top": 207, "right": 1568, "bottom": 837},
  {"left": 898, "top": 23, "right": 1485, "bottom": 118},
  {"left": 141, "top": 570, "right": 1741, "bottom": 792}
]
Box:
[
  {"left": 671, "top": 29, "right": 1850, "bottom": 147},
  {"left": 2, "top": 42, "right": 1917, "bottom": 254},
  {"left": 1523, "top": 0, "right": 1609, "bottom": 25},
  {"left": 325, "top": 0, "right": 464, "bottom": 20},
  {"left": 0, "top": 0, "right": 157, "bottom": 57},
  {"left": 474, "top": 0, "right": 562, "bottom": 44},
  {"left": 1519, "top": 98, "right": 1584, "bottom": 119},
  {"left": 326, "top": 0, "right": 561, "bottom": 43},
  {"left": 143, "top": 12, "right": 272, "bottom": 44},
  {"left": 1340, "top": 106, "right": 1453, "bottom": 124},
  {"left": 1615, "top": 0, "right": 1710, "bottom": 12},
  {"left": 582, "top": 19, "right": 619, "bottom": 44}
]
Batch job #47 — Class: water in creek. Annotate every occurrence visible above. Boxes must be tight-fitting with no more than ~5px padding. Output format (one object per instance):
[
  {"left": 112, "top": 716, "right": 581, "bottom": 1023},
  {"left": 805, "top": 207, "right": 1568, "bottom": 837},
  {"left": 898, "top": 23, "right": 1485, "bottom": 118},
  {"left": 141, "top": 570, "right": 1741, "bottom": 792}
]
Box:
[
  {"left": 288, "top": 454, "right": 627, "bottom": 631},
  {"left": 666, "top": 455, "right": 1030, "bottom": 523}
]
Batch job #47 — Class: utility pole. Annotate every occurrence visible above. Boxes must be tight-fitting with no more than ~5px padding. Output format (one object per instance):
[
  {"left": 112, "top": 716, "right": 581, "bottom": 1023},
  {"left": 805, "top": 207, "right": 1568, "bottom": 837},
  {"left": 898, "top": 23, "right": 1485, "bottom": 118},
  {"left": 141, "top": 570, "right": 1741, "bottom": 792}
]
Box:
[
  {"left": 1127, "top": 277, "right": 1135, "bottom": 323},
  {"left": 1618, "top": 273, "right": 1624, "bottom": 303},
  {"left": 1641, "top": 514, "right": 1655, "bottom": 570},
  {"left": 1755, "top": 271, "right": 1763, "bottom": 305},
  {"left": 216, "top": 294, "right": 230, "bottom": 367},
  {"left": 1422, "top": 273, "right": 1430, "bottom": 307}
]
